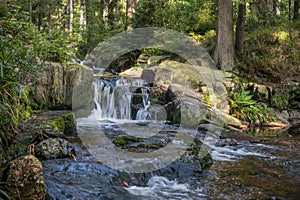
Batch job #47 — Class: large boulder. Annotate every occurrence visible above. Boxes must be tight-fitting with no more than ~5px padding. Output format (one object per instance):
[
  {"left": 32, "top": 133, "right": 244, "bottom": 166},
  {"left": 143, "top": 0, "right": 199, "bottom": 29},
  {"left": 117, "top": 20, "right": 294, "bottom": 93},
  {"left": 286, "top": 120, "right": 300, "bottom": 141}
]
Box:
[
  {"left": 121, "top": 60, "right": 241, "bottom": 130},
  {"left": 34, "top": 62, "right": 93, "bottom": 116},
  {"left": 6, "top": 155, "right": 46, "bottom": 199}
]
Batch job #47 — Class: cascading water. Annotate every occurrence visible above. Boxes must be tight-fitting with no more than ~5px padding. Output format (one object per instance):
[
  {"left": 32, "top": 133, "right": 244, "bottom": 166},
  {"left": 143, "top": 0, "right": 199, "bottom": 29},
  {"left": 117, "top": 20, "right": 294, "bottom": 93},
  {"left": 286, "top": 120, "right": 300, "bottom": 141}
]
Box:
[
  {"left": 136, "top": 87, "right": 151, "bottom": 121},
  {"left": 89, "top": 77, "right": 151, "bottom": 121}
]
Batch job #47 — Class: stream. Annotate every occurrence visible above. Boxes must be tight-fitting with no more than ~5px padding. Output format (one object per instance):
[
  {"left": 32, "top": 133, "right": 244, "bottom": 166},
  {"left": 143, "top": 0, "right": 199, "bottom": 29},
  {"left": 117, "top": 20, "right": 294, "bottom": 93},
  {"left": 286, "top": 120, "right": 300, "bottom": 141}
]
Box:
[{"left": 43, "top": 77, "right": 300, "bottom": 199}]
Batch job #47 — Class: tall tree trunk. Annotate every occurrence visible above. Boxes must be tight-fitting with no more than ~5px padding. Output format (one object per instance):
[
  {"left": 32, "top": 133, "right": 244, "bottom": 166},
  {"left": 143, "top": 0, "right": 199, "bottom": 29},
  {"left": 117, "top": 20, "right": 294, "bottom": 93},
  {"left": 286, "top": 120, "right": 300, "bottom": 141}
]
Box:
[
  {"left": 86, "top": 0, "right": 98, "bottom": 51},
  {"left": 29, "top": 0, "right": 32, "bottom": 23},
  {"left": 288, "top": 0, "right": 291, "bottom": 20},
  {"left": 107, "top": 0, "right": 118, "bottom": 27},
  {"left": 70, "top": 0, "right": 73, "bottom": 32},
  {"left": 126, "top": 0, "right": 136, "bottom": 29},
  {"left": 266, "top": 0, "right": 273, "bottom": 12},
  {"left": 273, "top": 0, "right": 281, "bottom": 16},
  {"left": 294, "top": 0, "right": 300, "bottom": 20},
  {"left": 213, "top": 0, "right": 234, "bottom": 71},
  {"left": 48, "top": 2, "right": 52, "bottom": 33},
  {"left": 235, "top": 2, "right": 246, "bottom": 54},
  {"left": 80, "top": 0, "right": 86, "bottom": 29}
]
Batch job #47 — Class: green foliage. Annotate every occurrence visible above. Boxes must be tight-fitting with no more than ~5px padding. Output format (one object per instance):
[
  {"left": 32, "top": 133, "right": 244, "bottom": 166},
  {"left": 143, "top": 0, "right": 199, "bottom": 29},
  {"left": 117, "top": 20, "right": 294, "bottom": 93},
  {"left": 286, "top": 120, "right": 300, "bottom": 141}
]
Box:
[
  {"left": 289, "top": 86, "right": 300, "bottom": 109},
  {"left": 0, "top": 1, "right": 74, "bottom": 161},
  {"left": 239, "top": 23, "right": 300, "bottom": 83},
  {"left": 0, "top": 182, "right": 12, "bottom": 200},
  {"left": 229, "top": 80, "right": 276, "bottom": 125},
  {"left": 133, "top": 0, "right": 216, "bottom": 34},
  {"left": 230, "top": 86, "right": 256, "bottom": 110},
  {"left": 272, "top": 92, "right": 289, "bottom": 111}
]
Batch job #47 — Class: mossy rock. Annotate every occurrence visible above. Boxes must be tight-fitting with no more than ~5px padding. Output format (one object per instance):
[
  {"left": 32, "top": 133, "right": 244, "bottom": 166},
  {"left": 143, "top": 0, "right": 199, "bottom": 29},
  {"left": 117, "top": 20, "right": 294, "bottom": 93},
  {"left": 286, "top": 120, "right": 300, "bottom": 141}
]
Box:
[
  {"left": 113, "top": 136, "right": 141, "bottom": 147},
  {"left": 45, "top": 111, "right": 76, "bottom": 135}
]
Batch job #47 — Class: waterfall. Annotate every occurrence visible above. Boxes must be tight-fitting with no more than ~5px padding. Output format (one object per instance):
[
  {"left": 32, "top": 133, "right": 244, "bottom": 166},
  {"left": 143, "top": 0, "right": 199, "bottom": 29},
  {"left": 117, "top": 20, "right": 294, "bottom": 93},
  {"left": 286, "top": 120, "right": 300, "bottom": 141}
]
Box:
[
  {"left": 89, "top": 77, "right": 150, "bottom": 121},
  {"left": 136, "top": 87, "right": 151, "bottom": 121}
]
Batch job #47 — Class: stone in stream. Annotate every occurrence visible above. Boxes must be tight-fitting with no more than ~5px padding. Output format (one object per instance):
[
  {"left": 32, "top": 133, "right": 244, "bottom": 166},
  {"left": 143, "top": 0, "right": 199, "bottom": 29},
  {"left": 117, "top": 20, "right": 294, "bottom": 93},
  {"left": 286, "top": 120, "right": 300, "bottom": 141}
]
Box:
[
  {"left": 35, "top": 138, "right": 76, "bottom": 160},
  {"left": 6, "top": 155, "right": 46, "bottom": 199}
]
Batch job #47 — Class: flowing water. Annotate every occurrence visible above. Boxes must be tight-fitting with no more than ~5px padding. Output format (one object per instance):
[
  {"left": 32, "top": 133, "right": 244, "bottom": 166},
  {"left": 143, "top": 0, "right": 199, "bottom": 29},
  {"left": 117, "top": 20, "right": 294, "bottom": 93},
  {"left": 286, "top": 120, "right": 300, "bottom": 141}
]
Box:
[{"left": 43, "top": 77, "right": 300, "bottom": 199}]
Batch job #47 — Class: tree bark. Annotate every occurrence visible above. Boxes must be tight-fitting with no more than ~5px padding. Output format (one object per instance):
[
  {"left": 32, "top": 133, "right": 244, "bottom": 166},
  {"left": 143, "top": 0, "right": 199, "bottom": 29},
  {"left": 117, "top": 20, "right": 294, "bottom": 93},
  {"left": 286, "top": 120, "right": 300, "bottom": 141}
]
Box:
[
  {"left": 29, "top": 0, "right": 32, "bottom": 23},
  {"left": 80, "top": 0, "right": 86, "bottom": 30},
  {"left": 213, "top": 0, "right": 234, "bottom": 71},
  {"left": 86, "top": 0, "right": 96, "bottom": 51},
  {"left": 273, "top": 0, "right": 281, "bottom": 16},
  {"left": 126, "top": 0, "right": 137, "bottom": 29},
  {"left": 70, "top": 0, "right": 73, "bottom": 32},
  {"left": 288, "top": 0, "right": 291, "bottom": 20},
  {"left": 235, "top": 2, "right": 246, "bottom": 54},
  {"left": 294, "top": 0, "right": 300, "bottom": 20},
  {"left": 48, "top": 1, "right": 52, "bottom": 33}
]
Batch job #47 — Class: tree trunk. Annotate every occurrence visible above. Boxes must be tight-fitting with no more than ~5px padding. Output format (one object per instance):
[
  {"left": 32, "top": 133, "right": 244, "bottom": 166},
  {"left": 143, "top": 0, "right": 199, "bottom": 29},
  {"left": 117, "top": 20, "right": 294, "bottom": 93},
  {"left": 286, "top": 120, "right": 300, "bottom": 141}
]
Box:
[
  {"left": 266, "top": 0, "right": 273, "bottom": 12},
  {"left": 107, "top": 0, "right": 118, "bottom": 27},
  {"left": 48, "top": 2, "right": 52, "bottom": 33},
  {"left": 235, "top": 2, "right": 246, "bottom": 53},
  {"left": 213, "top": 0, "right": 234, "bottom": 71},
  {"left": 273, "top": 0, "right": 281, "bottom": 16},
  {"left": 126, "top": 0, "right": 137, "bottom": 29},
  {"left": 70, "top": 0, "right": 73, "bottom": 32},
  {"left": 80, "top": 0, "right": 86, "bottom": 30},
  {"left": 29, "top": 0, "right": 32, "bottom": 23},
  {"left": 288, "top": 0, "right": 292, "bottom": 20},
  {"left": 86, "top": 0, "right": 96, "bottom": 51},
  {"left": 294, "top": 0, "right": 300, "bottom": 20}
]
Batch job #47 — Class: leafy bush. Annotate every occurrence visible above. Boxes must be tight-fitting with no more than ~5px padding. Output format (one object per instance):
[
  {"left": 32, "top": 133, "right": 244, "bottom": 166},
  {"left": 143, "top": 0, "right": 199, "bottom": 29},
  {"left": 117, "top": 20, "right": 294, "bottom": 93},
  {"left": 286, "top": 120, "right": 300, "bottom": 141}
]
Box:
[
  {"left": 272, "top": 92, "right": 289, "bottom": 111},
  {"left": 229, "top": 82, "right": 276, "bottom": 125}
]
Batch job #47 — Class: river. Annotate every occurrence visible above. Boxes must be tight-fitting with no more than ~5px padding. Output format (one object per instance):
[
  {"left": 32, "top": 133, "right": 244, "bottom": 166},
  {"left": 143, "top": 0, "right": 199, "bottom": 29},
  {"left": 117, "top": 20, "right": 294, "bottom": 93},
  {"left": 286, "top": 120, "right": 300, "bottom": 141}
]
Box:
[{"left": 43, "top": 77, "right": 299, "bottom": 199}]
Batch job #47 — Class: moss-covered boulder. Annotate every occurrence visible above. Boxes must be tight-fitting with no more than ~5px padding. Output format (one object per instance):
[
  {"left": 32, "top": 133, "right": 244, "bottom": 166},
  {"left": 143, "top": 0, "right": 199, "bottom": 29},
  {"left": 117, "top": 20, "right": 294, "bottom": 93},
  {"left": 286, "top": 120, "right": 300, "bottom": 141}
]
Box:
[
  {"left": 43, "top": 111, "right": 77, "bottom": 134},
  {"left": 17, "top": 110, "right": 77, "bottom": 158},
  {"left": 6, "top": 155, "right": 46, "bottom": 200}
]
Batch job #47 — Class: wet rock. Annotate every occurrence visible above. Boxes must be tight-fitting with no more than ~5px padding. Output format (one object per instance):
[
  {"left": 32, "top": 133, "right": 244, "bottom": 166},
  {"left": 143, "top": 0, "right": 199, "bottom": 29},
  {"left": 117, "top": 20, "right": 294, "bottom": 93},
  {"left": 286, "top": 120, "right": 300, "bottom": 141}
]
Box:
[
  {"left": 17, "top": 110, "right": 77, "bottom": 152},
  {"left": 215, "top": 138, "right": 238, "bottom": 147},
  {"left": 113, "top": 136, "right": 142, "bottom": 147},
  {"left": 285, "top": 159, "right": 300, "bottom": 174},
  {"left": 289, "top": 110, "right": 300, "bottom": 126},
  {"left": 222, "top": 131, "right": 261, "bottom": 143},
  {"left": 43, "top": 161, "right": 142, "bottom": 200},
  {"left": 35, "top": 138, "right": 76, "bottom": 160},
  {"left": 6, "top": 155, "right": 46, "bottom": 199}
]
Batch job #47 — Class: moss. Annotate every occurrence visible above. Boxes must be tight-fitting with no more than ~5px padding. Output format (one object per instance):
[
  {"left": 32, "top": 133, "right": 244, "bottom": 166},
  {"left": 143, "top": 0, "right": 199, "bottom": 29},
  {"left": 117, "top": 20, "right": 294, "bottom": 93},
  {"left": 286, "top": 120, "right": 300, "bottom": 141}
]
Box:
[
  {"left": 62, "top": 112, "right": 76, "bottom": 134},
  {"left": 172, "top": 109, "right": 181, "bottom": 124},
  {"left": 47, "top": 116, "right": 65, "bottom": 132},
  {"left": 198, "top": 148, "right": 212, "bottom": 169},
  {"left": 113, "top": 136, "right": 141, "bottom": 147},
  {"left": 46, "top": 112, "right": 76, "bottom": 134},
  {"left": 137, "top": 144, "right": 146, "bottom": 148}
]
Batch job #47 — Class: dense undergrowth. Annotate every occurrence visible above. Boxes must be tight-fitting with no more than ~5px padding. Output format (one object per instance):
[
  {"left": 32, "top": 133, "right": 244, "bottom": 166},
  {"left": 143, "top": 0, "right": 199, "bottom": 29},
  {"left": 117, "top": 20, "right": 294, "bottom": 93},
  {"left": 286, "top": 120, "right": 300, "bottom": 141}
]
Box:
[
  {"left": 238, "top": 21, "right": 300, "bottom": 89},
  {"left": 0, "top": 18, "right": 73, "bottom": 163}
]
